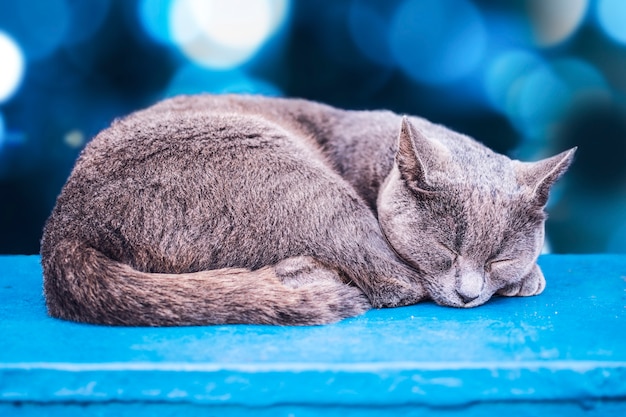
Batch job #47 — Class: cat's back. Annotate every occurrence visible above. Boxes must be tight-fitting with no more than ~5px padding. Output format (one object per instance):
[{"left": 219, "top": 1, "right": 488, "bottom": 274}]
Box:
[
  {"left": 72, "top": 99, "right": 329, "bottom": 183},
  {"left": 44, "top": 96, "right": 351, "bottom": 271}
]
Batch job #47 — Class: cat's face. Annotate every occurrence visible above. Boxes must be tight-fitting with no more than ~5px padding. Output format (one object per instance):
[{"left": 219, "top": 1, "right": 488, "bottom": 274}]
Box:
[
  {"left": 378, "top": 118, "right": 575, "bottom": 308},
  {"left": 379, "top": 178, "right": 547, "bottom": 307}
]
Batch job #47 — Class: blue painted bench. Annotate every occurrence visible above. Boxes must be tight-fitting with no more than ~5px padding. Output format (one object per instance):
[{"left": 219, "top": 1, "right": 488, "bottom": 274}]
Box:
[{"left": 1, "top": 255, "right": 625, "bottom": 416}]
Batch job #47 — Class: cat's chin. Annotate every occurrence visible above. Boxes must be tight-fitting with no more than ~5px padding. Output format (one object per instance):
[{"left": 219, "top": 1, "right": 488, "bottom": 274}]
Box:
[
  {"left": 427, "top": 288, "right": 495, "bottom": 309},
  {"left": 438, "top": 297, "right": 491, "bottom": 309}
]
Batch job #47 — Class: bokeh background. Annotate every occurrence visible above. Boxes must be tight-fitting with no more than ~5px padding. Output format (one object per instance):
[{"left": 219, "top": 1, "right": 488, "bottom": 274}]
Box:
[{"left": 0, "top": 0, "right": 625, "bottom": 254}]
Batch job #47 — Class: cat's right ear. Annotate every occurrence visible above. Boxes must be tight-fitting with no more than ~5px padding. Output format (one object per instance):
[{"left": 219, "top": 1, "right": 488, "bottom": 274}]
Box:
[
  {"left": 517, "top": 147, "right": 577, "bottom": 207},
  {"left": 396, "top": 117, "right": 442, "bottom": 194}
]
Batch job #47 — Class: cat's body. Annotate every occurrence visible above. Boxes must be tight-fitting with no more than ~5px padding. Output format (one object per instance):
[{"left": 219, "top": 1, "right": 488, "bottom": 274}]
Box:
[{"left": 41, "top": 95, "right": 574, "bottom": 326}]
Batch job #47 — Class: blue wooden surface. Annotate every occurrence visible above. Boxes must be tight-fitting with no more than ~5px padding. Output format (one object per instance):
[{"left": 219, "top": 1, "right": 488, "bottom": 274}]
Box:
[{"left": 0, "top": 255, "right": 625, "bottom": 416}]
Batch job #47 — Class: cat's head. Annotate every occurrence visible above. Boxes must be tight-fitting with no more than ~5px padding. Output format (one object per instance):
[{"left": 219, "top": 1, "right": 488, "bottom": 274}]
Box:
[{"left": 378, "top": 117, "right": 575, "bottom": 308}]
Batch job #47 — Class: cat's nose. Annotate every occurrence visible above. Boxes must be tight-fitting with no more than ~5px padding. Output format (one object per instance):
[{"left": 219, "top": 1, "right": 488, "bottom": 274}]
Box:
[{"left": 456, "top": 271, "right": 484, "bottom": 304}]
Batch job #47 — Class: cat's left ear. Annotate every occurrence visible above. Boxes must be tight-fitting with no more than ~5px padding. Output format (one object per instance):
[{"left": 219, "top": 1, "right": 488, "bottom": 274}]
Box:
[
  {"left": 517, "top": 147, "right": 577, "bottom": 207},
  {"left": 396, "top": 117, "right": 448, "bottom": 194}
]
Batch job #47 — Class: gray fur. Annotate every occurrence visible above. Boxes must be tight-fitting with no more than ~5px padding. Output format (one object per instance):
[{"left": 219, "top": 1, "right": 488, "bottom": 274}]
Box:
[{"left": 40, "top": 94, "right": 575, "bottom": 326}]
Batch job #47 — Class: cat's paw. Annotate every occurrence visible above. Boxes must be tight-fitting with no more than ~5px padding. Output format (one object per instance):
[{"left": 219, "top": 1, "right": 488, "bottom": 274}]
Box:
[
  {"left": 274, "top": 256, "right": 371, "bottom": 322},
  {"left": 497, "top": 265, "right": 546, "bottom": 297},
  {"left": 329, "top": 283, "right": 372, "bottom": 319},
  {"left": 369, "top": 278, "right": 426, "bottom": 308}
]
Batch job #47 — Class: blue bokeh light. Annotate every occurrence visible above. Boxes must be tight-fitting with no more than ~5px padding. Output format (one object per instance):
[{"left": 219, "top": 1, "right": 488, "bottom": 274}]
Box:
[
  {"left": 138, "top": 0, "right": 175, "bottom": 45},
  {"left": 527, "top": 0, "right": 588, "bottom": 46},
  {"left": 1, "top": 0, "right": 625, "bottom": 254},
  {"left": 512, "top": 64, "right": 569, "bottom": 140},
  {"left": 138, "top": 0, "right": 290, "bottom": 69},
  {"left": 166, "top": 64, "right": 282, "bottom": 97},
  {"left": 389, "top": 0, "right": 487, "bottom": 85},
  {"left": 552, "top": 58, "right": 609, "bottom": 103},
  {"left": 0, "top": 109, "right": 26, "bottom": 153},
  {"left": 596, "top": 0, "right": 626, "bottom": 44},
  {"left": 0, "top": 31, "right": 25, "bottom": 103},
  {"left": 348, "top": 1, "right": 393, "bottom": 67},
  {"left": 483, "top": 10, "right": 534, "bottom": 50},
  {"left": 0, "top": 0, "right": 69, "bottom": 60},
  {"left": 63, "top": 0, "right": 111, "bottom": 46},
  {"left": 0, "top": 111, "right": 5, "bottom": 150},
  {"left": 486, "top": 51, "right": 609, "bottom": 142},
  {"left": 170, "top": 0, "right": 290, "bottom": 69},
  {"left": 485, "top": 50, "right": 544, "bottom": 113}
]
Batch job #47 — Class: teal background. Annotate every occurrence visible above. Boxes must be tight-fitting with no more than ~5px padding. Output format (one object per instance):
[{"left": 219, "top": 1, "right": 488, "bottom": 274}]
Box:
[{"left": 0, "top": 0, "right": 626, "bottom": 254}]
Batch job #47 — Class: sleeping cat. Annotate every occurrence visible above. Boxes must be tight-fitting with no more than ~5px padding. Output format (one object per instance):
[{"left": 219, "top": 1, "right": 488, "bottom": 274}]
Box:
[{"left": 41, "top": 95, "right": 575, "bottom": 326}]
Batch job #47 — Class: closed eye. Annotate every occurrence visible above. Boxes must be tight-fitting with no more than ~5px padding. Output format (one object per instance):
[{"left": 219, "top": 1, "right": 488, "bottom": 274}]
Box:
[
  {"left": 486, "top": 258, "right": 515, "bottom": 272},
  {"left": 435, "top": 242, "right": 458, "bottom": 271},
  {"left": 437, "top": 242, "right": 458, "bottom": 257}
]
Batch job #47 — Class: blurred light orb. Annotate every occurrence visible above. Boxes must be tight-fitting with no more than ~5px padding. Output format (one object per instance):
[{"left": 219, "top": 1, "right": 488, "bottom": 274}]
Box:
[
  {"left": 64, "top": 0, "right": 111, "bottom": 46},
  {"left": 0, "top": 32, "right": 25, "bottom": 103},
  {"left": 527, "top": 0, "right": 588, "bottom": 46},
  {"left": 0, "top": 112, "right": 5, "bottom": 149},
  {"left": 485, "top": 52, "right": 607, "bottom": 141},
  {"left": 485, "top": 50, "right": 544, "bottom": 112},
  {"left": 170, "top": 0, "right": 290, "bottom": 69},
  {"left": 515, "top": 65, "right": 569, "bottom": 138},
  {"left": 348, "top": 1, "right": 393, "bottom": 67},
  {"left": 139, "top": 0, "right": 175, "bottom": 45},
  {"left": 501, "top": 61, "right": 569, "bottom": 140},
  {"left": 552, "top": 58, "right": 609, "bottom": 103},
  {"left": 0, "top": 0, "right": 70, "bottom": 60},
  {"left": 484, "top": 11, "right": 535, "bottom": 50},
  {"left": 64, "top": 129, "right": 85, "bottom": 148},
  {"left": 389, "top": 0, "right": 487, "bottom": 85},
  {"left": 597, "top": 0, "right": 626, "bottom": 44},
  {"left": 167, "top": 64, "right": 282, "bottom": 96}
]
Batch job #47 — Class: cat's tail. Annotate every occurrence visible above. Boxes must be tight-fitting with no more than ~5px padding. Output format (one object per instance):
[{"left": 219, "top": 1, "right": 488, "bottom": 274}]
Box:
[{"left": 42, "top": 240, "right": 371, "bottom": 326}]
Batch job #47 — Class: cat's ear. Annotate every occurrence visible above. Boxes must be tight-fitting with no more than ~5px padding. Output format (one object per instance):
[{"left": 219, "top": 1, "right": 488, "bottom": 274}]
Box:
[
  {"left": 517, "top": 147, "right": 577, "bottom": 207},
  {"left": 396, "top": 117, "right": 446, "bottom": 194}
]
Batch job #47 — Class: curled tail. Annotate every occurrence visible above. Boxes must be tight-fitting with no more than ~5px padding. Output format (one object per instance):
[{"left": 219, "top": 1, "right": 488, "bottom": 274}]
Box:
[{"left": 42, "top": 240, "right": 370, "bottom": 326}]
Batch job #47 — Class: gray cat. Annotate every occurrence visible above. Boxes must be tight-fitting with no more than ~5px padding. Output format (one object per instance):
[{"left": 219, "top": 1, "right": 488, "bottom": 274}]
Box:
[{"left": 41, "top": 95, "right": 575, "bottom": 326}]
